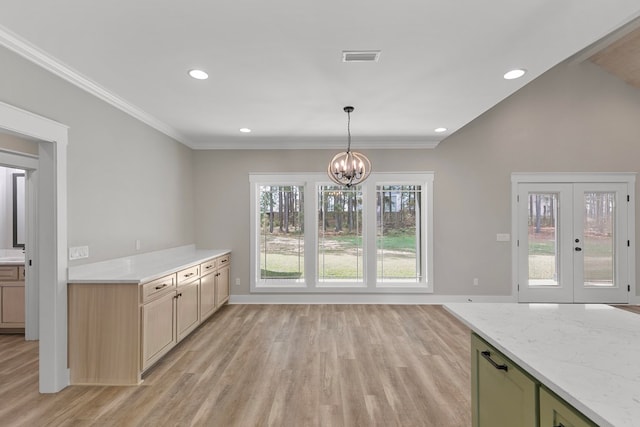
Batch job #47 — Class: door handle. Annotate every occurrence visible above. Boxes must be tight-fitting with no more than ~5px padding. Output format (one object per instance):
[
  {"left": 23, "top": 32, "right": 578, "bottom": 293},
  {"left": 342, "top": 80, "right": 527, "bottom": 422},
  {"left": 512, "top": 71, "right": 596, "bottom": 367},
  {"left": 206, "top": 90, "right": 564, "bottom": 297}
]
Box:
[{"left": 575, "top": 247, "right": 582, "bottom": 252}]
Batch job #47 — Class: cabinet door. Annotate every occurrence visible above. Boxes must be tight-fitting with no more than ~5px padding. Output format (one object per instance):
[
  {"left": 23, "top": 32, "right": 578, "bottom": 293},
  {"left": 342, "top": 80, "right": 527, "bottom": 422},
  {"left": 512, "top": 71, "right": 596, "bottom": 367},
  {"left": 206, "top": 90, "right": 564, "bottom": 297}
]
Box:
[
  {"left": 177, "top": 280, "right": 200, "bottom": 342},
  {"left": 1, "top": 285, "right": 25, "bottom": 325},
  {"left": 142, "top": 291, "right": 176, "bottom": 370},
  {"left": 539, "top": 387, "right": 596, "bottom": 427},
  {"left": 215, "top": 264, "right": 230, "bottom": 306},
  {"left": 200, "top": 272, "right": 216, "bottom": 321},
  {"left": 471, "top": 334, "right": 537, "bottom": 427}
]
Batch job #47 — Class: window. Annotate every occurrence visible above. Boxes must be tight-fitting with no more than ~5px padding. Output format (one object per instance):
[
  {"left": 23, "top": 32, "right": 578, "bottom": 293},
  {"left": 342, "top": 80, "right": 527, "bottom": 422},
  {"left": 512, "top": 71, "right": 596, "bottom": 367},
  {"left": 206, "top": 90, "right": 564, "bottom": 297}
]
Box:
[
  {"left": 258, "top": 185, "right": 304, "bottom": 284},
  {"left": 377, "top": 185, "right": 423, "bottom": 284},
  {"left": 318, "top": 185, "right": 364, "bottom": 285},
  {"left": 250, "top": 173, "right": 433, "bottom": 293}
]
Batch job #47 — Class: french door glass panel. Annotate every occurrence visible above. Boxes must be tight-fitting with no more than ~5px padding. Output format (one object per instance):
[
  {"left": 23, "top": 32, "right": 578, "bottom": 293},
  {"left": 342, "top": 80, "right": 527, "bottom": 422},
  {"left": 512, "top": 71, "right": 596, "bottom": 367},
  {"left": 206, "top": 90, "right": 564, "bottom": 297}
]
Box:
[
  {"left": 573, "top": 183, "right": 628, "bottom": 303},
  {"left": 518, "top": 182, "right": 628, "bottom": 303},
  {"left": 518, "top": 184, "right": 573, "bottom": 303}
]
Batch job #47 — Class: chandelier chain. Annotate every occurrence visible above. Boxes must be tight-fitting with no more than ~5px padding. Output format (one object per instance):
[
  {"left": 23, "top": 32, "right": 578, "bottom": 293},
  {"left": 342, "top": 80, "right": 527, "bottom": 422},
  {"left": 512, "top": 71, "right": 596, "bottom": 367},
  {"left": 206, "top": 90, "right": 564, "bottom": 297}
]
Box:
[{"left": 347, "top": 109, "right": 351, "bottom": 152}]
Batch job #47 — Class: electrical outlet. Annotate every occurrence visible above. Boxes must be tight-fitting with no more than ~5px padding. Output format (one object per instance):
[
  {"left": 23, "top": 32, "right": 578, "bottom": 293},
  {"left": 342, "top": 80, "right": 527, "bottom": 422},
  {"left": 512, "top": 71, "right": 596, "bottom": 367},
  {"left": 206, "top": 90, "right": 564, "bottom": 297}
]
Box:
[
  {"left": 135, "top": 239, "right": 141, "bottom": 251},
  {"left": 69, "top": 245, "right": 89, "bottom": 260},
  {"left": 235, "top": 278, "right": 241, "bottom": 286},
  {"left": 473, "top": 277, "right": 479, "bottom": 286}
]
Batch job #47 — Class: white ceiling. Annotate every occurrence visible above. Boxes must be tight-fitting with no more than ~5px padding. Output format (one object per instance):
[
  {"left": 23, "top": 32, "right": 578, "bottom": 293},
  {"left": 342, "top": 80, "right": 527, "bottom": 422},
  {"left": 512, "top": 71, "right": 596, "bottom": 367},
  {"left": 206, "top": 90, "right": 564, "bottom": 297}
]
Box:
[{"left": 0, "top": 1, "right": 639, "bottom": 149}]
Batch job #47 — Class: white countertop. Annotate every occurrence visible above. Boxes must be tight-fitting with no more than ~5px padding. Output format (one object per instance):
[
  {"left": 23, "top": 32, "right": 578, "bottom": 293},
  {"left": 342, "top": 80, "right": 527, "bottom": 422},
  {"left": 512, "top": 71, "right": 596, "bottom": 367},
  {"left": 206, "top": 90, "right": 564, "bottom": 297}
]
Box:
[
  {"left": 444, "top": 303, "right": 640, "bottom": 427},
  {"left": 68, "top": 245, "right": 231, "bottom": 284},
  {"left": 0, "top": 248, "right": 25, "bottom": 265}
]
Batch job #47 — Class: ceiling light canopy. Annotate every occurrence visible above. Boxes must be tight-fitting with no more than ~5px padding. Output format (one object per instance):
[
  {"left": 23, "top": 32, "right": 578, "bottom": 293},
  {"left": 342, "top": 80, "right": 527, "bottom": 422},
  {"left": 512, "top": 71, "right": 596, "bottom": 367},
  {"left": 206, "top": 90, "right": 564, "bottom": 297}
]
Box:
[
  {"left": 239, "top": 128, "right": 252, "bottom": 133},
  {"left": 503, "top": 68, "right": 526, "bottom": 80},
  {"left": 434, "top": 127, "right": 448, "bottom": 133},
  {"left": 328, "top": 106, "right": 371, "bottom": 188},
  {"left": 188, "top": 69, "right": 209, "bottom": 80}
]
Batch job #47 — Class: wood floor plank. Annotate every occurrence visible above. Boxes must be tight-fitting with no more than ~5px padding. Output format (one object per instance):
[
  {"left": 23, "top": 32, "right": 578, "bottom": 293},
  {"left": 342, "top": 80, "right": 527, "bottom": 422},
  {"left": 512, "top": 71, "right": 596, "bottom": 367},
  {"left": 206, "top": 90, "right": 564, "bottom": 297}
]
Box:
[{"left": 0, "top": 305, "right": 474, "bottom": 426}]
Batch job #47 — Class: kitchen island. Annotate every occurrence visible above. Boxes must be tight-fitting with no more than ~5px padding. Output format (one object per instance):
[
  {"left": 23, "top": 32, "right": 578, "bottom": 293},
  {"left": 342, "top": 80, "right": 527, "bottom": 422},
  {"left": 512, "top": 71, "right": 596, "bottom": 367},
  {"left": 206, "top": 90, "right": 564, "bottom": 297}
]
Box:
[{"left": 445, "top": 303, "right": 640, "bottom": 427}]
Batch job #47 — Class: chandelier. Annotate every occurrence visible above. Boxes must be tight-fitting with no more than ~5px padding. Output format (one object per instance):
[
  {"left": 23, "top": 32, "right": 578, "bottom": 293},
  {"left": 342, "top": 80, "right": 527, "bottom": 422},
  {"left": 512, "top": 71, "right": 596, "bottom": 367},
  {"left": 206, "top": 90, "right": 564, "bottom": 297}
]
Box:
[{"left": 327, "top": 106, "right": 371, "bottom": 187}]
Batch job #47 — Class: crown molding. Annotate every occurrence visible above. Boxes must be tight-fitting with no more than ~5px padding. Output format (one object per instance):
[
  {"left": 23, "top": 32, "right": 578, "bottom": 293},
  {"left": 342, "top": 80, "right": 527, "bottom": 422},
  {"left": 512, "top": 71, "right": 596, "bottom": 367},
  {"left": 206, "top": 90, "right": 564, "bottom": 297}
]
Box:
[
  {"left": 190, "top": 137, "right": 441, "bottom": 150},
  {"left": 0, "top": 24, "right": 195, "bottom": 147}
]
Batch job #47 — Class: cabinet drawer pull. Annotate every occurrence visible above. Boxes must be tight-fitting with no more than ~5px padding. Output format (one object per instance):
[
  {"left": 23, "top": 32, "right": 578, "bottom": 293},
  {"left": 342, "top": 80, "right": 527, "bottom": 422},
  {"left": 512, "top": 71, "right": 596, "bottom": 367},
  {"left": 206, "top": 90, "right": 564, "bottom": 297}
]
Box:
[
  {"left": 154, "top": 284, "right": 168, "bottom": 290},
  {"left": 481, "top": 351, "right": 508, "bottom": 372},
  {"left": 184, "top": 273, "right": 194, "bottom": 277},
  {"left": 205, "top": 265, "right": 212, "bottom": 269}
]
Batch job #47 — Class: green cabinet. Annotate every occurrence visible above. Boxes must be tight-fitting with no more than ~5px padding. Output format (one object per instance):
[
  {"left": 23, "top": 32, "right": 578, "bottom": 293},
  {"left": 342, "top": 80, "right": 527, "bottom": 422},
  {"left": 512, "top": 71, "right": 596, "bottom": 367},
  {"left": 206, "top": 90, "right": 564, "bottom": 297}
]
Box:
[
  {"left": 471, "top": 333, "right": 597, "bottom": 427},
  {"left": 471, "top": 334, "right": 537, "bottom": 427},
  {"left": 540, "top": 387, "right": 597, "bottom": 427}
]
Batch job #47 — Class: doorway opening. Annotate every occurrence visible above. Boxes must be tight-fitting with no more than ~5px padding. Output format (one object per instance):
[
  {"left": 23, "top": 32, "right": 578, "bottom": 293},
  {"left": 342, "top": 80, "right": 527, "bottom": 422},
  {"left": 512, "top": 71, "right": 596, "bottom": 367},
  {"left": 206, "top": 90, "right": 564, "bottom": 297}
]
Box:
[{"left": 0, "top": 101, "right": 68, "bottom": 393}]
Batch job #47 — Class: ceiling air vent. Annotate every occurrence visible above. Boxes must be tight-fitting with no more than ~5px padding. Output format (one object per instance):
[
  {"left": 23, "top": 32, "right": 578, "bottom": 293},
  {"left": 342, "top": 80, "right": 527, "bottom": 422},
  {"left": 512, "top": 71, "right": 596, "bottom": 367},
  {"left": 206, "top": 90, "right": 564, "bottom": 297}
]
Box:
[{"left": 342, "top": 50, "right": 381, "bottom": 63}]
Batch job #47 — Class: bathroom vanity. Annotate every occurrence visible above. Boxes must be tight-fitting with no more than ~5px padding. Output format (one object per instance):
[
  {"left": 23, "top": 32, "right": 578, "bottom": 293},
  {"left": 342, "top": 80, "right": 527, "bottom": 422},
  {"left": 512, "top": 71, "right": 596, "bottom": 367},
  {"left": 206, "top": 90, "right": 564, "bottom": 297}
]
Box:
[{"left": 0, "top": 261, "right": 25, "bottom": 332}]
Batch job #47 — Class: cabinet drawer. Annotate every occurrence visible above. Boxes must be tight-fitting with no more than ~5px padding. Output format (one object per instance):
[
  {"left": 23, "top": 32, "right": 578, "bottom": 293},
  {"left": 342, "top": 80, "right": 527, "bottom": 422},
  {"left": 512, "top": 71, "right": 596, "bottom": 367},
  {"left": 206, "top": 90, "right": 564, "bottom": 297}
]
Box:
[
  {"left": 200, "top": 259, "right": 217, "bottom": 276},
  {"left": 141, "top": 274, "right": 176, "bottom": 303},
  {"left": 217, "top": 254, "right": 230, "bottom": 268},
  {"left": 0, "top": 266, "right": 18, "bottom": 280},
  {"left": 177, "top": 265, "right": 200, "bottom": 284}
]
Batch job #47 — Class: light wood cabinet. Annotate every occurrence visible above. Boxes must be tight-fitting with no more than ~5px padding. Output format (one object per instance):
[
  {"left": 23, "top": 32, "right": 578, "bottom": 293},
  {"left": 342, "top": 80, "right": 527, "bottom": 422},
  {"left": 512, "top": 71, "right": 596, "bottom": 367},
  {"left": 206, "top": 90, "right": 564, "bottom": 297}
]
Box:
[
  {"left": 471, "top": 333, "right": 596, "bottom": 427},
  {"left": 176, "top": 279, "right": 200, "bottom": 342},
  {"left": 471, "top": 334, "right": 537, "bottom": 427},
  {"left": 199, "top": 253, "right": 231, "bottom": 323},
  {"left": 0, "top": 265, "right": 25, "bottom": 331},
  {"left": 215, "top": 261, "right": 230, "bottom": 306},
  {"left": 200, "top": 268, "right": 216, "bottom": 321},
  {"left": 540, "top": 387, "right": 596, "bottom": 427},
  {"left": 69, "top": 252, "right": 231, "bottom": 385},
  {"left": 141, "top": 288, "right": 177, "bottom": 371}
]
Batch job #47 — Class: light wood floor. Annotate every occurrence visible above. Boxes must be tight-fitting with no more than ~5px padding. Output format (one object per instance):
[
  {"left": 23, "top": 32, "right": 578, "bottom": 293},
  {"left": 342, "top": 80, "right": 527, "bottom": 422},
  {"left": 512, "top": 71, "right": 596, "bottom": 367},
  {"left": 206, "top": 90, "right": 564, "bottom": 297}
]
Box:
[{"left": 0, "top": 305, "right": 472, "bottom": 427}]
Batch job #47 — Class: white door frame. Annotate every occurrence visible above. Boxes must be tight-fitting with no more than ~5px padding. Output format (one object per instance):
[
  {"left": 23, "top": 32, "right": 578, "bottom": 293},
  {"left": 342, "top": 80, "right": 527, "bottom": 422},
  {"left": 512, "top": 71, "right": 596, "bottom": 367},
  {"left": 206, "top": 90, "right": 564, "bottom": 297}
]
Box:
[
  {"left": 511, "top": 173, "right": 636, "bottom": 304},
  {"left": 0, "top": 101, "right": 68, "bottom": 393}
]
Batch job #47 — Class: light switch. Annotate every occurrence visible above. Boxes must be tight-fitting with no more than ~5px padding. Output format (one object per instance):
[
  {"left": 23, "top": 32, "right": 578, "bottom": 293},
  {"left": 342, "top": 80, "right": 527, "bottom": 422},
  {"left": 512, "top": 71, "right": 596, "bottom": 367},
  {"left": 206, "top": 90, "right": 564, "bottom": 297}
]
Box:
[
  {"left": 496, "top": 233, "right": 510, "bottom": 242},
  {"left": 69, "top": 245, "right": 89, "bottom": 260}
]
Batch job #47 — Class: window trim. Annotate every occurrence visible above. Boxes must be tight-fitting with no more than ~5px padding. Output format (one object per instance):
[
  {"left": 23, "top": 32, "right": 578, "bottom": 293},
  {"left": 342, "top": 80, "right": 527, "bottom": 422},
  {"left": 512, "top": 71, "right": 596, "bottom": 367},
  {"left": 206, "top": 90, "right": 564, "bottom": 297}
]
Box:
[{"left": 250, "top": 172, "right": 434, "bottom": 293}]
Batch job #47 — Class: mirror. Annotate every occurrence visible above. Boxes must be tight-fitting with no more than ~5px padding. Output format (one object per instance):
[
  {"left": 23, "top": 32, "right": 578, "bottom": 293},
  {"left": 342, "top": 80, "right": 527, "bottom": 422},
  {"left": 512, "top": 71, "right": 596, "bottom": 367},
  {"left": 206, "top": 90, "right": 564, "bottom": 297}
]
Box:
[{"left": 13, "top": 173, "right": 24, "bottom": 248}]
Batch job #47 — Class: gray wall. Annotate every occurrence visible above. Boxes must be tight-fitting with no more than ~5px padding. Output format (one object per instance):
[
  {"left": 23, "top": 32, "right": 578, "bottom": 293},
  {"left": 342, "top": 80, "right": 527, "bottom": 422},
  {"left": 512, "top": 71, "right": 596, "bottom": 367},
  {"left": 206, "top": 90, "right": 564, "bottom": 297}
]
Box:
[
  {"left": 0, "top": 45, "right": 195, "bottom": 264},
  {"left": 194, "top": 60, "right": 640, "bottom": 297},
  {"left": 3, "top": 38, "right": 639, "bottom": 297}
]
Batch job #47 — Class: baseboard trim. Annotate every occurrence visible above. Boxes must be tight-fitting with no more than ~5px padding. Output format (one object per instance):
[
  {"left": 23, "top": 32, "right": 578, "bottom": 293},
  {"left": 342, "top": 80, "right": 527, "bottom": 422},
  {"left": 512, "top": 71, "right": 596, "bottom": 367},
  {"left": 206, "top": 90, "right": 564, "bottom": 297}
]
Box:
[{"left": 229, "top": 294, "right": 516, "bottom": 304}]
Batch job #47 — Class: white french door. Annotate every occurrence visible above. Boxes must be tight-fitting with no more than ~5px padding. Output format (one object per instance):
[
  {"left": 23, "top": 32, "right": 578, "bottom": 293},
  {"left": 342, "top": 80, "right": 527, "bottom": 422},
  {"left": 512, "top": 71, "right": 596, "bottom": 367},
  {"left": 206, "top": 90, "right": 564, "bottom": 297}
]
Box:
[{"left": 515, "top": 178, "right": 632, "bottom": 303}]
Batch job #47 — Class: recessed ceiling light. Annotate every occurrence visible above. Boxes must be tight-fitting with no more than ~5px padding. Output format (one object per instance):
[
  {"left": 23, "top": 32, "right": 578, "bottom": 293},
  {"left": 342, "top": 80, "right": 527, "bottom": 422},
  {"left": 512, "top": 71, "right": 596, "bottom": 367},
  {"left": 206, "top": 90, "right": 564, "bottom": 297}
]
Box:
[
  {"left": 188, "top": 69, "right": 208, "bottom": 80},
  {"left": 434, "top": 127, "right": 448, "bottom": 133},
  {"left": 239, "top": 128, "right": 252, "bottom": 133},
  {"left": 503, "top": 69, "right": 526, "bottom": 80}
]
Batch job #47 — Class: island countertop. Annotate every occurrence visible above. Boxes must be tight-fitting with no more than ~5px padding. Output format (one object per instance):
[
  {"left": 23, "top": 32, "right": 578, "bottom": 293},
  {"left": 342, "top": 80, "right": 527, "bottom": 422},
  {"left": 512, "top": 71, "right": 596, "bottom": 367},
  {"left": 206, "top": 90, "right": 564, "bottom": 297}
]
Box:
[
  {"left": 68, "top": 245, "right": 231, "bottom": 284},
  {"left": 444, "top": 303, "right": 640, "bottom": 427}
]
